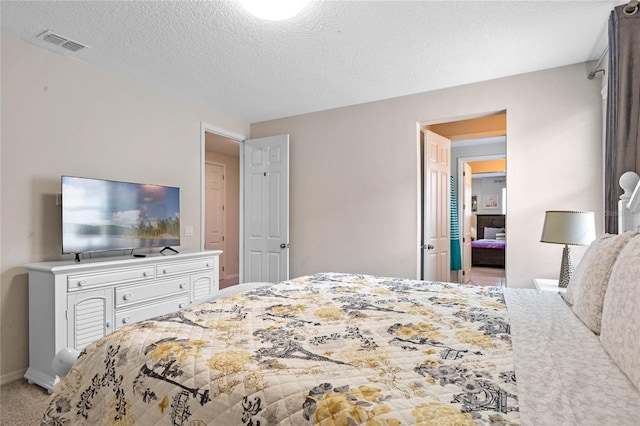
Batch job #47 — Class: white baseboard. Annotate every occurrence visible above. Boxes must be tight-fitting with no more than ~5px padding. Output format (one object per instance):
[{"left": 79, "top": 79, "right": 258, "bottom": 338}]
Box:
[{"left": 0, "top": 369, "right": 26, "bottom": 386}]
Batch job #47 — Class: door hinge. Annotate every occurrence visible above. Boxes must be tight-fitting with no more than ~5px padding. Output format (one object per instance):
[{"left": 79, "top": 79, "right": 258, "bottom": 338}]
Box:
[
  {"left": 462, "top": 270, "right": 466, "bottom": 275},
  {"left": 264, "top": 172, "right": 267, "bottom": 177},
  {"left": 222, "top": 236, "right": 225, "bottom": 241},
  {"left": 222, "top": 266, "right": 225, "bottom": 272}
]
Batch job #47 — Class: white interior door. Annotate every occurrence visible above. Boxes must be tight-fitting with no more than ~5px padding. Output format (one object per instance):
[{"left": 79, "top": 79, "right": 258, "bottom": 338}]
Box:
[
  {"left": 462, "top": 162, "right": 472, "bottom": 283},
  {"left": 423, "top": 130, "right": 451, "bottom": 282},
  {"left": 243, "top": 135, "right": 289, "bottom": 283},
  {"left": 205, "top": 162, "right": 226, "bottom": 278}
]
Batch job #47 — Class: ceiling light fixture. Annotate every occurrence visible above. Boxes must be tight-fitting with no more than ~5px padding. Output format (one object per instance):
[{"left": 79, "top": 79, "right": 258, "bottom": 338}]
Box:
[{"left": 239, "top": 0, "right": 307, "bottom": 21}]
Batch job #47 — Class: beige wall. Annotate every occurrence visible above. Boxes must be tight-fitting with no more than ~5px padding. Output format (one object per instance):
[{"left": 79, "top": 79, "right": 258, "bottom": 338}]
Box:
[
  {"left": 0, "top": 32, "right": 605, "bottom": 382},
  {"left": 204, "top": 150, "right": 240, "bottom": 279},
  {"left": 251, "top": 62, "right": 603, "bottom": 287},
  {"left": 0, "top": 34, "right": 248, "bottom": 381}
]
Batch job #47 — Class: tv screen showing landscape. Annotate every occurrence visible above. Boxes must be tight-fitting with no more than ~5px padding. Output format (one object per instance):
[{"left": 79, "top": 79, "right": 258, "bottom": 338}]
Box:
[{"left": 62, "top": 176, "right": 180, "bottom": 254}]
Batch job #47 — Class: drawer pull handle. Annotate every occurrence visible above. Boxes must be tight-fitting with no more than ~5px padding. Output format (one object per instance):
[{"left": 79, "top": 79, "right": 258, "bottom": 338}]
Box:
[
  {"left": 123, "top": 294, "right": 132, "bottom": 301},
  {"left": 179, "top": 283, "right": 186, "bottom": 289},
  {"left": 206, "top": 263, "right": 210, "bottom": 267},
  {"left": 106, "top": 322, "right": 112, "bottom": 328},
  {"left": 78, "top": 280, "right": 86, "bottom": 287},
  {"left": 162, "top": 269, "right": 167, "bottom": 274},
  {"left": 122, "top": 317, "right": 131, "bottom": 324},
  {"left": 179, "top": 303, "right": 186, "bottom": 309},
  {"left": 143, "top": 271, "right": 149, "bottom": 277}
]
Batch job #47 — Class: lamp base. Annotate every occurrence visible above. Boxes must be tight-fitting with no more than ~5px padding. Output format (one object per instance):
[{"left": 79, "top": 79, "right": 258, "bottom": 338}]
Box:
[{"left": 558, "top": 244, "right": 575, "bottom": 288}]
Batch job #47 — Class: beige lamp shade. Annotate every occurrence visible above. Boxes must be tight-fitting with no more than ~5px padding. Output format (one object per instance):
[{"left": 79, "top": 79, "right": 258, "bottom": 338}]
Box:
[
  {"left": 540, "top": 211, "right": 596, "bottom": 246},
  {"left": 540, "top": 210, "right": 596, "bottom": 288}
]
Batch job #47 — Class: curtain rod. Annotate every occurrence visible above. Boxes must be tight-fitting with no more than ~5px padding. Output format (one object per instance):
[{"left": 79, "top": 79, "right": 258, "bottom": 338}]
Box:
[
  {"left": 588, "top": 47, "right": 608, "bottom": 79},
  {"left": 587, "top": 0, "right": 638, "bottom": 79}
]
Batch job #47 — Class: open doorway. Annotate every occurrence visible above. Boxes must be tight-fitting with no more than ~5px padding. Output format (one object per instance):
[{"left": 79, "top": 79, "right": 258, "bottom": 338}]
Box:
[
  {"left": 419, "top": 112, "right": 507, "bottom": 285},
  {"left": 457, "top": 151, "right": 506, "bottom": 286},
  {"left": 203, "top": 131, "right": 241, "bottom": 289}
]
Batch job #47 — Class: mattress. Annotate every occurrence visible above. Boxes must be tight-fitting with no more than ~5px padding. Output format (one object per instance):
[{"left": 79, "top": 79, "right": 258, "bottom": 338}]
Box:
[{"left": 41, "top": 273, "right": 640, "bottom": 425}]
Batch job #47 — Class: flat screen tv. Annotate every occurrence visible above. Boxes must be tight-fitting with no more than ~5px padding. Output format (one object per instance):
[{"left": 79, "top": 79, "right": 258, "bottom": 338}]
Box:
[{"left": 62, "top": 176, "right": 180, "bottom": 256}]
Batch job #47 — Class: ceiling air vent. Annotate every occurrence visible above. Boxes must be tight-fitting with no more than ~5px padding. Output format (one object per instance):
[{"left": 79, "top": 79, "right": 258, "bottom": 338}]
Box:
[{"left": 37, "top": 30, "right": 88, "bottom": 53}]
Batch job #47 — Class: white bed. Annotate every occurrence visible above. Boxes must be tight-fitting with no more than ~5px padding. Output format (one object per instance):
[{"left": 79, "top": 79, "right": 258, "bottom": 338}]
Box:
[
  {"left": 507, "top": 289, "right": 640, "bottom": 424},
  {"left": 39, "top": 172, "right": 640, "bottom": 425}
]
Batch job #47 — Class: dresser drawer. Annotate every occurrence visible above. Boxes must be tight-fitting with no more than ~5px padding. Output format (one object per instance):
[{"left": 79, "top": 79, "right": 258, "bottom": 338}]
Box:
[
  {"left": 156, "top": 257, "right": 215, "bottom": 277},
  {"left": 115, "top": 295, "right": 190, "bottom": 329},
  {"left": 68, "top": 266, "right": 155, "bottom": 291},
  {"left": 115, "top": 278, "right": 188, "bottom": 308}
]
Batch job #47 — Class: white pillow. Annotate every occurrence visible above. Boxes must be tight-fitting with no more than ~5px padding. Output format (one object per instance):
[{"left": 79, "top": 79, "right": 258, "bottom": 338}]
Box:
[
  {"left": 484, "top": 227, "right": 505, "bottom": 239},
  {"left": 600, "top": 234, "right": 640, "bottom": 391},
  {"left": 563, "top": 231, "right": 637, "bottom": 334}
]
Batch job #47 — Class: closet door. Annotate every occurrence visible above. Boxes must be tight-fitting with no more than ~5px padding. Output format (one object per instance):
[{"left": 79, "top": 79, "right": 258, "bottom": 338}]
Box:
[{"left": 243, "top": 135, "right": 289, "bottom": 283}]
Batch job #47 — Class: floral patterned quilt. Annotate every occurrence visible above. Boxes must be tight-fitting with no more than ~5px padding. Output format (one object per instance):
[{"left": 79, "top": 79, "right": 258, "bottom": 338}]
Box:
[{"left": 42, "top": 273, "right": 520, "bottom": 425}]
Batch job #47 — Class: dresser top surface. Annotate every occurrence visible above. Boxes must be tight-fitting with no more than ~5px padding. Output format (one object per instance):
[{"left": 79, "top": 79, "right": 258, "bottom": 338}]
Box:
[{"left": 26, "top": 250, "right": 221, "bottom": 273}]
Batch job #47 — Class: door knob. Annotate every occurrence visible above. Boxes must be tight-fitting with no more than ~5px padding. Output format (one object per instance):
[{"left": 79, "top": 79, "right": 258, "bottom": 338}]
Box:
[
  {"left": 280, "top": 243, "right": 289, "bottom": 249},
  {"left": 427, "top": 244, "right": 434, "bottom": 250}
]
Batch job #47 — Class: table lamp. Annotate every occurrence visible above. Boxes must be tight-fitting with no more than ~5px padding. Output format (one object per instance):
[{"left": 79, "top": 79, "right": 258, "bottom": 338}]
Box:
[{"left": 540, "top": 210, "right": 596, "bottom": 287}]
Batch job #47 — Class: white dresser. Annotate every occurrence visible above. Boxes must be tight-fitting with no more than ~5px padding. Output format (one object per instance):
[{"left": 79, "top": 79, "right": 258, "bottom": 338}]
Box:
[{"left": 25, "top": 250, "right": 221, "bottom": 392}]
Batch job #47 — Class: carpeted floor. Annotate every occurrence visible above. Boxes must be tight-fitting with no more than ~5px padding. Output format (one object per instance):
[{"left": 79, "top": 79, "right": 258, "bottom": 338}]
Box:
[{"left": 0, "top": 379, "right": 51, "bottom": 425}]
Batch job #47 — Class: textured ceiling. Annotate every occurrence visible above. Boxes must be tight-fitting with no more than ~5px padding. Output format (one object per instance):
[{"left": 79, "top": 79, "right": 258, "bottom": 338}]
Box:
[{"left": 1, "top": 1, "right": 619, "bottom": 123}]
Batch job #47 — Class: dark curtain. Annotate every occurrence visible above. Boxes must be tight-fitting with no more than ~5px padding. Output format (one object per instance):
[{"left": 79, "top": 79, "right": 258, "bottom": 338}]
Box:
[{"left": 605, "top": 3, "right": 640, "bottom": 234}]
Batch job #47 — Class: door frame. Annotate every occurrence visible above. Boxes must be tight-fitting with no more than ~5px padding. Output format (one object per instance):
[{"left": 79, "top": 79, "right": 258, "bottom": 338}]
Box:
[
  {"left": 456, "top": 153, "right": 506, "bottom": 277},
  {"left": 200, "top": 123, "right": 246, "bottom": 282},
  {"left": 417, "top": 111, "right": 507, "bottom": 280},
  {"left": 456, "top": 154, "right": 506, "bottom": 219},
  {"left": 204, "top": 160, "right": 227, "bottom": 278}
]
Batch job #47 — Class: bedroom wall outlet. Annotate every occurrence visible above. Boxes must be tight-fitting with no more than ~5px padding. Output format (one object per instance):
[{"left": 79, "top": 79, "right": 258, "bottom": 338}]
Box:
[{"left": 184, "top": 225, "right": 193, "bottom": 236}]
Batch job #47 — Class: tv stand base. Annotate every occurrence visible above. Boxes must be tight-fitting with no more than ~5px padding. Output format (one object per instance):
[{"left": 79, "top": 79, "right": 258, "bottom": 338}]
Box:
[{"left": 160, "top": 246, "right": 179, "bottom": 255}]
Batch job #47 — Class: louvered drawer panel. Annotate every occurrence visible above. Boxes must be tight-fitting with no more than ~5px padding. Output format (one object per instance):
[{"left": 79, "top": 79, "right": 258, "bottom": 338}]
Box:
[
  {"left": 191, "top": 271, "right": 216, "bottom": 303},
  {"left": 73, "top": 297, "right": 107, "bottom": 349}
]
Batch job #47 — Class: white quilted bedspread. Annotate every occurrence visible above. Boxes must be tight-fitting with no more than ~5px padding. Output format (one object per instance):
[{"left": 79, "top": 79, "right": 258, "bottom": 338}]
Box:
[
  {"left": 42, "top": 273, "right": 520, "bottom": 425},
  {"left": 41, "top": 274, "right": 640, "bottom": 425}
]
